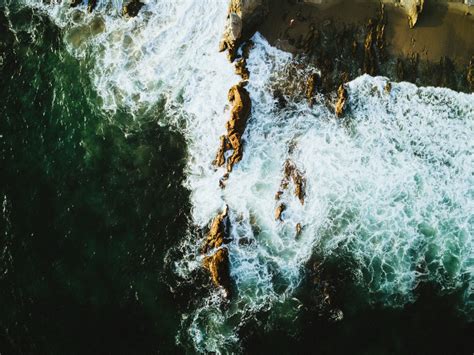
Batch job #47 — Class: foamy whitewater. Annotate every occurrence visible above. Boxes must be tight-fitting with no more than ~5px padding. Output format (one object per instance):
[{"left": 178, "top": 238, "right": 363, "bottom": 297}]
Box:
[{"left": 12, "top": 0, "right": 474, "bottom": 352}]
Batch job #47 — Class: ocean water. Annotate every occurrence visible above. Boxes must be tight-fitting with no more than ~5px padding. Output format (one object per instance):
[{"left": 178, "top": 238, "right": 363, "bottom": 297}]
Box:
[{"left": 1, "top": 1, "right": 473, "bottom": 354}]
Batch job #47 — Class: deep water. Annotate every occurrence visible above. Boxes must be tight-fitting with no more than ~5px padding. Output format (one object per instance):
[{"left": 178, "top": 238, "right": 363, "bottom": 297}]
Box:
[
  {"left": 0, "top": 7, "right": 190, "bottom": 354},
  {"left": 0, "top": 2, "right": 473, "bottom": 355}
]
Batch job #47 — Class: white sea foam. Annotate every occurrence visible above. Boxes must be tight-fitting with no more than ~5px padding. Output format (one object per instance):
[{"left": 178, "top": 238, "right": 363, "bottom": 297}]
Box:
[{"left": 12, "top": 1, "right": 474, "bottom": 352}]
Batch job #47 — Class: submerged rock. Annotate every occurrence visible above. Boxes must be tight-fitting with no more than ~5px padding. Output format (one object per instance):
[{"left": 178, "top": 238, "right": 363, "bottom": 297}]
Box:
[
  {"left": 122, "top": 0, "right": 144, "bottom": 18},
  {"left": 335, "top": 84, "right": 348, "bottom": 118},
  {"left": 202, "top": 206, "right": 232, "bottom": 296}
]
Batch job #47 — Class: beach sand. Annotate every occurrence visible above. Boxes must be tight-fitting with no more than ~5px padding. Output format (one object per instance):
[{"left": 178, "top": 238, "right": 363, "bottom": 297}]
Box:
[{"left": 256, "top": 0, "right": 473, "bottom": 90}]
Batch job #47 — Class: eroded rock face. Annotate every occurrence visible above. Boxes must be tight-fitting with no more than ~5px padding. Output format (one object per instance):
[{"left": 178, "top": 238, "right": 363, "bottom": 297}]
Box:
[
  {"left": 123, "top": 0, "right": 144, "bottom": 17},
  {"left": 202, "top": 206, "right": 232, "bottom": 296},
  {"left": 214, "top": 83, "right": 251, "bottom": 172},
  {"left": 335, "top": 84, "right": 348, "bottom": 117},
  {"left": 401, "top": 0, "right": 424, "bottom": 28},
  {"left": 220, "top": 0, "right": 268, "bottom": 62}
]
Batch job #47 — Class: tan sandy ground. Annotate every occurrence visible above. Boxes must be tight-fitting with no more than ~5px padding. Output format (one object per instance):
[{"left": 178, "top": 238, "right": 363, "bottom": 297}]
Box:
[{"left": 258, "top": 0, "right": 473, "bottom": 67}]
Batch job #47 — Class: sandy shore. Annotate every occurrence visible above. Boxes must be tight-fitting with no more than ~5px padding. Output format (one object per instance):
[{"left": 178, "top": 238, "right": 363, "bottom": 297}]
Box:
[{"left": 255, "top": 0, "right": 473, "bottom": 91}]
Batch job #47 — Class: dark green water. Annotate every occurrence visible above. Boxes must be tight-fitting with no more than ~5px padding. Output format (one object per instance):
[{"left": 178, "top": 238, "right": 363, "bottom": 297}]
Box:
[{"left": 0, "top": 7, "right": 189, "bottom": 354}]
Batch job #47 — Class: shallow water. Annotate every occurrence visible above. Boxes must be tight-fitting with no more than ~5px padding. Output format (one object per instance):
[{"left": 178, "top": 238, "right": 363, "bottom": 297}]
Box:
[{"left": 0, "top": 1, "right": 473, "bottom": 354}]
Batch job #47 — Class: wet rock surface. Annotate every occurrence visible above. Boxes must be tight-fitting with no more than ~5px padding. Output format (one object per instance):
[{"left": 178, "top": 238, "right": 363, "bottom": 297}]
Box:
[
  {"left": 202, "top": 206, "right": 232, "bottom": 296},
  {"left": 335, "top": 84, "right": 348, "bottom": 117},
  {"left": 214, "top": 82, "right": 251, "bottom": 173},
  {"left": 220, "top": 0, "right": 268, "bottom": 62}
]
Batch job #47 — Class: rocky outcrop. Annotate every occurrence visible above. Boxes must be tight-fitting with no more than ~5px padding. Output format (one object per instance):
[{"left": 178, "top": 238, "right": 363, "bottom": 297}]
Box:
[
  {"left": 70, "top": 0, "right": 82, "bottom": 6},
  {"left": 219, "top": 0, "right": 268, "bottom": 61},
  {"left": 400, "top": 0, "right": 424, "bottom": 28},
  {"left": 275, "top": 159, "right": 306, "bottom": 205},
  {"left": 202, "top": 206, "right": 232, "bottom": 296},
  {"left": 214, "top": 83, "right": 251, "bottom": 172},
  {"left": 122, "top": 0, "right": 144, "bottom": 17},
  {"left": 335, "top": 84, "right": 348, "bottom": 117}
]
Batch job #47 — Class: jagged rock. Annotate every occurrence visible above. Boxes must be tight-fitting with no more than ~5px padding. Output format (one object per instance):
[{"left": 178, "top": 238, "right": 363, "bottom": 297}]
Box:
[
  {"left": 235, "top": 58, "right": 250, "bottom": 80},
  {"left": 203, "top": 248, "right": 231, "bottom": 296},
  {"left": 220, "top": 0, "right": 268, "bottom": 62},
  {"left": 335, "top": 84, "right": 348, "bottom": 117},
  {"left": 220, "top": 12, "right": 243, "bottom": 61},
  {"left": 401, "top": 0, "right": 424, "bottom": 28},
  {"left": 284, "top": 160, "right": 306, "bottom": 204},
  {"left": 202, "top": 207, "right": 232, "bottom": 296},
  {"left": 214, "top": 135, "right": 231, "bottom": 167},
  {"left": 275, "top": 203, "right": 286, "bottom": 221},
  {"left": 122, "top": 0, "right": 144, "bottom": 17},
  {"left": 276, "top": 159, "right": 306, "bottom": 206},
  {"left": 213, "top": 83, "right": 251, "bottom": 172}
]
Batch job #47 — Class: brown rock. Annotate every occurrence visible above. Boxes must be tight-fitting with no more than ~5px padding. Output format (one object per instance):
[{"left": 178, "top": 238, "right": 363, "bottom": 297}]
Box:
[
  {"left": 296, "top": 223, "right": 302, "bottom": 238},
  {"left": 214, "top": 135, "right": 231, "bottom": 167},
  {"left": 275, "top": 203, "right": 286, "bottom": 221},
  {"left": 335, "top": 84, "right": 348, "bottom": 118},
  {"left": 213, "top": 83, "right": 251, "bottom": 172},
  {"left": 202, "top": 207, "right": 232, "bottom": 296},
  {"left": 220, "top": 0, "right": 268, "bottom": 62}
]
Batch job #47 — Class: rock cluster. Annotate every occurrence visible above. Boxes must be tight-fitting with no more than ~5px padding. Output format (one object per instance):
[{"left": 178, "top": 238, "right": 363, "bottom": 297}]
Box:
[
  {"left": 202, "top": 206, "right": 232, "bottom": 296},
  {"left": 219, "top": 0, "right": 268, "bottom": 61},
  {"left": 214, "top": 83, "right": 252, "bottom": 173},
  {"left": 275, "top": 160, "right": 306, "bottom": 235}
]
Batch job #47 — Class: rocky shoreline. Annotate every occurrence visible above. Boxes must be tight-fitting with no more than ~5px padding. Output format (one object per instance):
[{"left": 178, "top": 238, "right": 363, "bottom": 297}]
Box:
[{"left": 203, "top": 0, "right": 473, "bottom": 295}]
